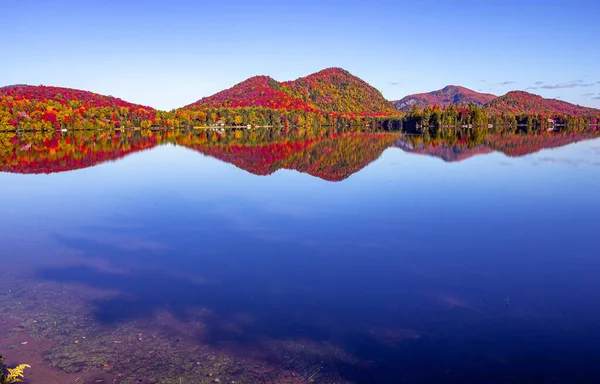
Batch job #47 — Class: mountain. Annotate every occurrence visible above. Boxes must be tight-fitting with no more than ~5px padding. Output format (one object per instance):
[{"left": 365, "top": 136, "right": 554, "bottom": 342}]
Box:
[
  {"left": 0, "top": 85, "right": 157, "bottom": 129},
  {"left": 392, "top": 86, "right": 497, "bottom": 111},
  {"left": 484, "top": 91, "right": 600, "bottom": 117},
  {"left": 183, "top": 68, "right": 398, "bottom": 117}
]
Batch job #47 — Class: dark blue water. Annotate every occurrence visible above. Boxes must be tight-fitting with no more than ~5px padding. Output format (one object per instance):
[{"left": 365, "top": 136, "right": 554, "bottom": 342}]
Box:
[{"left": 1, "top": 131, "right": 600, "bottom": 383}]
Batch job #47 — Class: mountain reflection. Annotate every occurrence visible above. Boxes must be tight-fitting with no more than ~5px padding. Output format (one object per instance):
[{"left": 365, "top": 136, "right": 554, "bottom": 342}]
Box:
[{"left": 1, "top": 128, "right": 598, "bottom": 179}]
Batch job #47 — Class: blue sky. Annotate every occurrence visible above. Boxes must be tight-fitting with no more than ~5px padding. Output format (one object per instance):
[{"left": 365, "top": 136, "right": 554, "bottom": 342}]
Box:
[{"left": 1, "top": 0, "right": 599, "bottom": 110}]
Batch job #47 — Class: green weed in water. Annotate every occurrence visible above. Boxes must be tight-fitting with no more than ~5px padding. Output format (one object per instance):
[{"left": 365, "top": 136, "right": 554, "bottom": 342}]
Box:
[{"left": 0, "top": 355, "right": 30, "bottom": 384}]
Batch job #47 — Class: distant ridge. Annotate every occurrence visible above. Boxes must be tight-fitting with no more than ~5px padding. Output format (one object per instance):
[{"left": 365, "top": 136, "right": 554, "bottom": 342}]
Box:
[
  {"left": 0, "top": 84, "right": 29, "bottom": 90},
  {"left": 484, "top": 90, "right": 600, "bottom": 117},
  {"left": 392, "top": 86, "right": 497, "bottom": 111},
  {"left": 183, "top": 68, "right": 398, "bottom": 116}
]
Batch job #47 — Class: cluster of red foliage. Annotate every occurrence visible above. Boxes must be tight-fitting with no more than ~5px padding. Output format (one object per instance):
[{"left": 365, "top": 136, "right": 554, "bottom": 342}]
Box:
[
  {"left": 184, "top": 76, "right": 320, "bottom": 113},
  {"left": 393, "top": 85, "right": 497, "bottom": 112},
  {"left": 485, "top": 91, "right": 600, "bottom": 118},
  {"left": 183, "top": 68, "right": 399, "bottom": 118}
]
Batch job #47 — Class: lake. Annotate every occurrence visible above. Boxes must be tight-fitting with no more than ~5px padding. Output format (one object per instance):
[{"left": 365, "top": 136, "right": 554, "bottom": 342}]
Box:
[{"left": 1, "top": 128, "right": 600, "bottom": 384}]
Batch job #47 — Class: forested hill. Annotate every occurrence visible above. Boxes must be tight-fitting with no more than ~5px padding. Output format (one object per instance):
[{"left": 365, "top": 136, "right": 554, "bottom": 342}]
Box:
[
  {"left": 0, "top": 85, "right": 158, "bottom": 129},
  {"left": 484, "top": 91, "right": 600, "bottom": 117},
  {"left": 393, "top": 86, "right": 497, "bottom": 111},
  {"left": 183, "top": 68, "right": 398, "bottom": 117}
]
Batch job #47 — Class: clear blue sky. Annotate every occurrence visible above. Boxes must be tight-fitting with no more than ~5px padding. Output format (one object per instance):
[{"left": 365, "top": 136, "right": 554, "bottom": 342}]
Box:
[{"left": 1, "top": 0, "right": 599, "bottom": 110}]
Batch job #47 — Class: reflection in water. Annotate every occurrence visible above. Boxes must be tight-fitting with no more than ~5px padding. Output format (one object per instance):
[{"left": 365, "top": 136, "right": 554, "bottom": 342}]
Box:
[
  {"left": 397, "top": 132, "right": 600, "bottom": 162},
  {"left": 1, "top": 128, "right": 600, "bottom": 383},
  {"left": 1, "top": 128, "right": 598, "bottom": 178}
]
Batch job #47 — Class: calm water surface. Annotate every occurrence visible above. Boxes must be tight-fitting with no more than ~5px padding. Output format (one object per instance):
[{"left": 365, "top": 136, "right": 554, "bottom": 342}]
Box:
[{"left": 1, "top": 130, "right": 599, "bottom": 383}]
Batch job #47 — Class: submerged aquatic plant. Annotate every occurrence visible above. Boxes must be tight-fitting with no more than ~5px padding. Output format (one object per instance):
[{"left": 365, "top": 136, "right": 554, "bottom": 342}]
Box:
[{"left": 0, "top": 355, "right": 30, "bottom": 384}]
